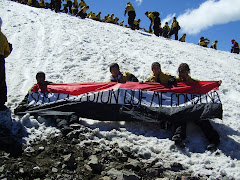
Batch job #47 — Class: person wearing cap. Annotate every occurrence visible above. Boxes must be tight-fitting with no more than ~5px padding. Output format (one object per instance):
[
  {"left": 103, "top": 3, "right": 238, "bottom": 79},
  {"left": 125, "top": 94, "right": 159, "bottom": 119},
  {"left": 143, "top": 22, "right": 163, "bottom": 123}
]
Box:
[
  {"left": 198, "top": 36, "right": 210, "bottom": 47},
  {"left": 231, "top": 39, "right": 239, "bottom": 54},
  {"left": 210, "top": 40, "right": 218, "bottom": 50},
  {"left": 0, "top": 17, "right": 12, "bottom": 110},
  {"left": 109, "top": 63, "right": 138, "bottom": 83},
  {"left": 145, "top": 62, "right": 175, "bottom": 84},
  {"left": 124, "top": 2, "right": 136, "bottom": 30}
]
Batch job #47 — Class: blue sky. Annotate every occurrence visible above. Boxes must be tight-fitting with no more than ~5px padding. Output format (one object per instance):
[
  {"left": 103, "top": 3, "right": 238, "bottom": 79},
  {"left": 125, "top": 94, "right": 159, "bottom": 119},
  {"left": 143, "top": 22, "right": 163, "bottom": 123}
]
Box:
[{"left": 50, "top": 0, "right": 240, "bottom": 52}]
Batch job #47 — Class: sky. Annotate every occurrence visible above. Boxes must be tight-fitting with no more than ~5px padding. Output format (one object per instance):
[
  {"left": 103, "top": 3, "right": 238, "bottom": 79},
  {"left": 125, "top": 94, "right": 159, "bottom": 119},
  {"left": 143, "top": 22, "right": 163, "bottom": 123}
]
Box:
[
  {"left": 1, "top": 0, "right": 240, "bottom": 178},
  {"left": 72, "top": 0, "right": 240, "bottom": 53}
]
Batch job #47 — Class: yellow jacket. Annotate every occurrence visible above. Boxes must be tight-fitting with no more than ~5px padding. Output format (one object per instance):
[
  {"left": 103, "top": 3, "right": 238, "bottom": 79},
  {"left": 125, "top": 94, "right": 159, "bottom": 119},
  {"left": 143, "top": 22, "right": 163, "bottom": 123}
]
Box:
[
  {"left": 79, "top": 0, "right": 87, "bottom": 7},
  {"left": 176, "top": 75, "right": 199, "bottom": 82},
  {"left": 198, "top": 39, "right": 210, "bottom": 46},
  {"left": 179, "top": 35, "right": 185, "bottom": 42},
  {"left": 125, "top": 3, "right": 135, "bottom": 14},
  {"left": 133, "top": 19, "right": 139, "bottom": 26},
  {"left": 89, "top": 13, "right": 96, "bottom": 19},
  {"left": 80, "top": 6, "right": 87, "bottom": 13},
  {"left": 109, "top": 72, "right": 138, "bottom": 83},
  {"left": 145, "top": 72, "right": 172, "bottom": 83},
  {"left": 39, "top": 0, "right": 45, "bottom": 7},
  {"left": 106, "top": 16, "right": 114, "bottom": 23},
  {"left": 73, "top": 0, "right": 78, "bottom": 7},
  {"left": 96, "top": 12, "right": 101, "bottom": 21},
  {"left": 210, "top": 42, "right": 217, "bottom": 49},
  {"left": 27, "top": 0, "right": 32, "bottom": 5},
  {"left": 0, "top": 31, "right": 11, "bottom": 58},
  {"left": 163, "top": 24, "right": 170, "bottom": 31},
  {"left": 147, "top": 13, "right": 155, "bottom": 25},
  {"left": 171, "top": 20, "right": 179, "bottom": 29}
]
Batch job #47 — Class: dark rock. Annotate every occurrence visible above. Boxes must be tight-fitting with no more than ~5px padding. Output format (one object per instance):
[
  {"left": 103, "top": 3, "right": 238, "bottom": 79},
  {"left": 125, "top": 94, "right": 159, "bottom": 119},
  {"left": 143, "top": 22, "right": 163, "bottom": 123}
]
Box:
[
  {"left": 88, "top": 155, "right": 103, "bottom": 174},
  {"left": 124, "top": 159, "right": 141, "bottom": 171}
]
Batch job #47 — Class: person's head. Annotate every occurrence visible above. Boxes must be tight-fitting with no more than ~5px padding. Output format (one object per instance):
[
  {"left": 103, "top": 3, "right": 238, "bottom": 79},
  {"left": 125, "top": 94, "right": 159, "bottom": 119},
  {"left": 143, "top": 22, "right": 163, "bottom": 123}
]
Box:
[
  {"left": 110, "top": 63, "right": 120, "bottom": 77},
  {"left": 86, "top": 6, "right": 89, "bottom": 10},
  {"left": 215, "top": 40, "right": 218, "bottom": 43},
  {"left": 151, "top": 62, "right": 161, "bottom": 76},
  {"left": 165, "top": 22, "right": 168, "bottom": 25},
  {"left": 173, "top": 17, "right": 176, "bottom": 21},
  {"left": 178, "top": 63, "right": 190, "bottom": 78},
  {"left": 200, "top": 36, "right": 204, "bottom": 40},
  {"left": 145, "top": 11, "right": 150, "bottom": 16},
  {"left": 231, "top": 39, "right": 235, "bottom": 43},
  {"left": 137, "top": 19, "right": 141, "bottom": 23},
  {"left": 183, "top": 33, "right": 186, "bottom": 37},
  {"left": 36, "top": 71, "right": 46, "bottom": 84}
]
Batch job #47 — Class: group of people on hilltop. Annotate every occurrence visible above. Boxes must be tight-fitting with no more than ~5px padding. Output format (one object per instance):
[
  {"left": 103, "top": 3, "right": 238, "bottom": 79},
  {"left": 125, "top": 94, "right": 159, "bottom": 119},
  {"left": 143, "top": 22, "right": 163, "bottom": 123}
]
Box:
[
  {"left": 11, "top": 0, "right": 239, "bottom": 53},
  {"left": 198, "top": 37, "right": 239, "bottom": 53},
  {"left": 144, "top": 11, "right": 181, "bottom": 40},
  {"left": 198, "top": 37, "right": 218, "bottom": 50}
]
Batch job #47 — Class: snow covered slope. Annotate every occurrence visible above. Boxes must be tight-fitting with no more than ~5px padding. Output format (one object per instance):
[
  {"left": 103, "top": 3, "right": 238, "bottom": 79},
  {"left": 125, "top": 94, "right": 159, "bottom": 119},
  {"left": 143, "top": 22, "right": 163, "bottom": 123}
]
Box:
[{"left": 1, "top": 0, "right": 240, "bottom": 178}]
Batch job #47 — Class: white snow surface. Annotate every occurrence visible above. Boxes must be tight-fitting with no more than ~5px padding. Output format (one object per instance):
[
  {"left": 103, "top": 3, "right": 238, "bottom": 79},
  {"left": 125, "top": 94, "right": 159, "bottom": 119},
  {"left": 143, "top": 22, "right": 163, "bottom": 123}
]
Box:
[{"left": 1, "top": 0, "right": 240, "bottom": 179}]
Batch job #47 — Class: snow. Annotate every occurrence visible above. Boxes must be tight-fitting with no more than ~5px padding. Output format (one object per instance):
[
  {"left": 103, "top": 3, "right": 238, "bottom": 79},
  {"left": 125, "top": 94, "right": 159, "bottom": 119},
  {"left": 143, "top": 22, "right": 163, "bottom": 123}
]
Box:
[{"left": 1, "top": 0, "right": 240, "bottom": 178}]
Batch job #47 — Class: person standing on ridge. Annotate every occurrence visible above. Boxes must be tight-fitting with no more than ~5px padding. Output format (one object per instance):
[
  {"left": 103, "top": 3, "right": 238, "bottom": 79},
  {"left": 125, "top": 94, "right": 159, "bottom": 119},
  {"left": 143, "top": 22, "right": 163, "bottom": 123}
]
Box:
[
  {"left": 152, "top": 11, "right": 161, "bottom": 37},
  {"left": 231, "top": 39, "right": 239, "bottom": 54},
  {"left": 124, "top": 2, "right": 136, "bottom": 30},
  {"left": 0, "top": 17, "right": 12, "bottom": 111},
  {"left": 168, "top": 17, "right": 180, "bottom": 40}
]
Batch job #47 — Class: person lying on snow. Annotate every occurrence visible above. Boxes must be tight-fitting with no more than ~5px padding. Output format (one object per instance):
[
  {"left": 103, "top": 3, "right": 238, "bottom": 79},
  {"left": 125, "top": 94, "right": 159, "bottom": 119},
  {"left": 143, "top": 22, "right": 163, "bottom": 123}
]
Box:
[
  {"left": 14, "top": 71, "right": 52, "bottom": 114},
  {"left": 109, "top": 63, "right": 138, "bottom": 83},
  {"left": 172, "top": 63, "right": 222, "bottom": 150},
  {"left": 145, "top": 62, "right": 176, "bottom": 85}
]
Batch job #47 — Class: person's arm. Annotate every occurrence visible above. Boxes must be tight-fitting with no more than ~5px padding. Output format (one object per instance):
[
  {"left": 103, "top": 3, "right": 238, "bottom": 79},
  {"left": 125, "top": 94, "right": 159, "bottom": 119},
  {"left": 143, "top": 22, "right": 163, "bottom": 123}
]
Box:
[{"left": 129, "top": 74, "right": 139, "bottom": 82}]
